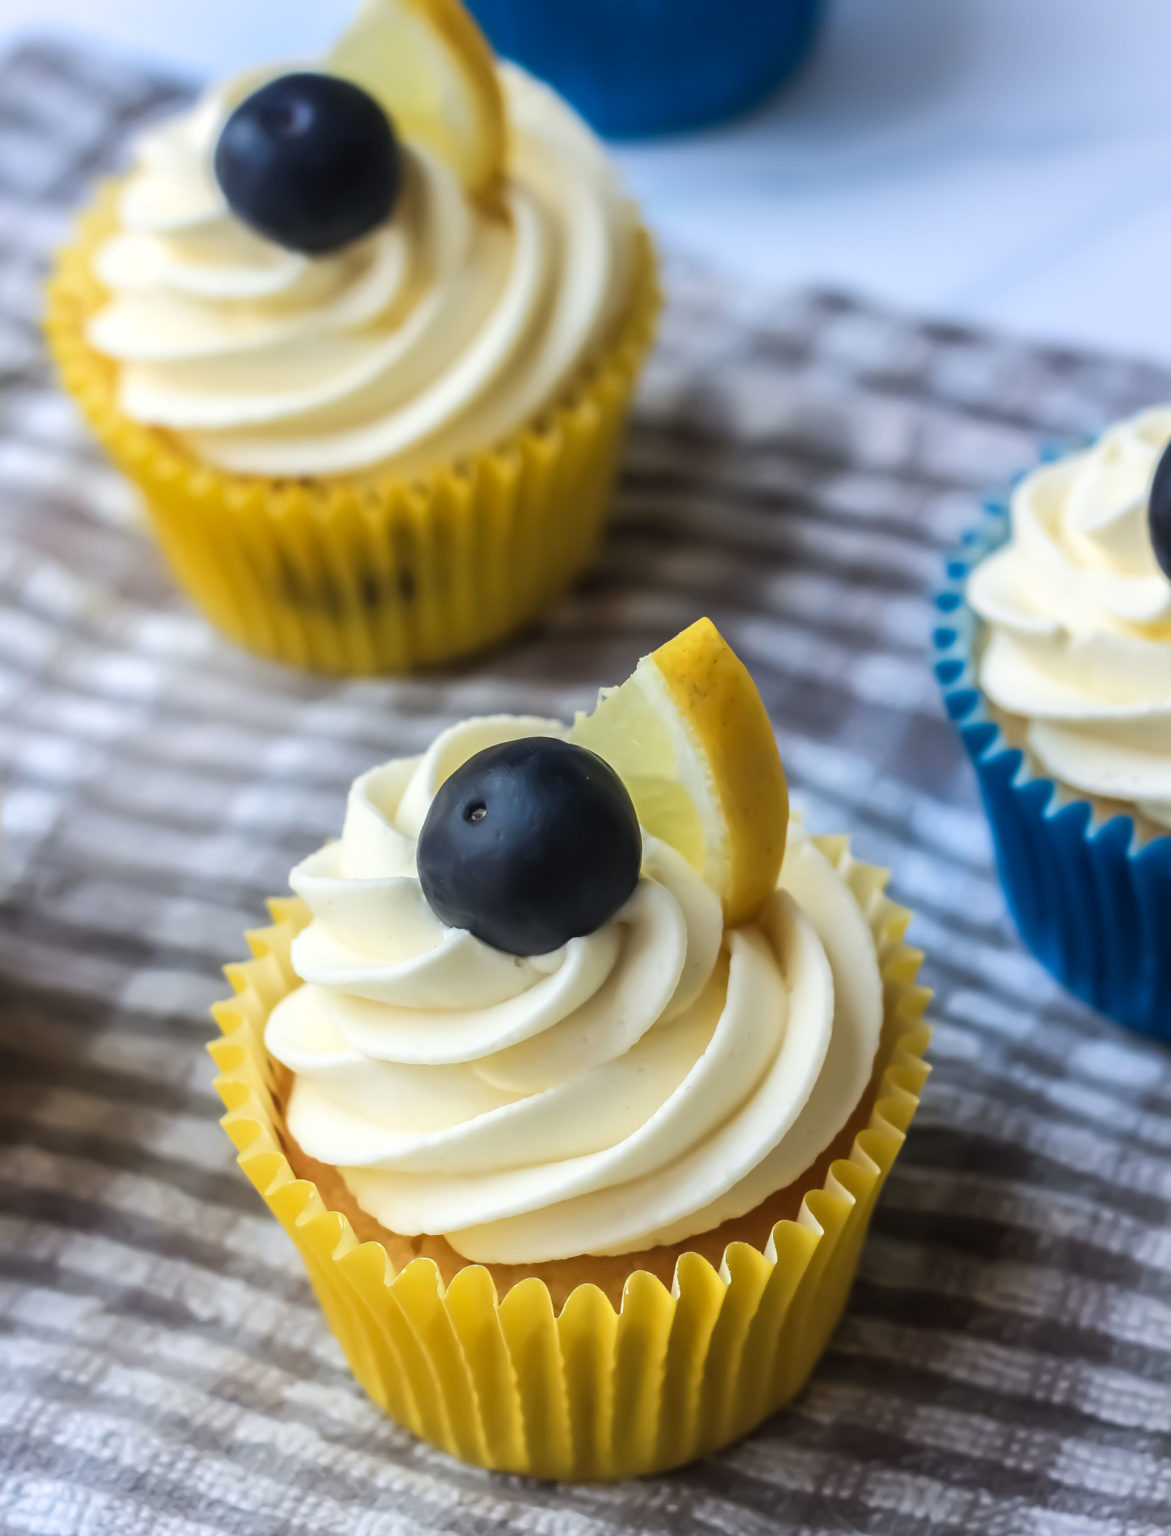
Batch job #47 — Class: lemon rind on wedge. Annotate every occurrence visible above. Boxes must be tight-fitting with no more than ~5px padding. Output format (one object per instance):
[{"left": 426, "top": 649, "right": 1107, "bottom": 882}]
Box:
[
  {"left": 327, "top": 0, "right": 506, "bottom": 199},
  {"left": 572, "top": 618, "right": 789, "bottom": 927}
]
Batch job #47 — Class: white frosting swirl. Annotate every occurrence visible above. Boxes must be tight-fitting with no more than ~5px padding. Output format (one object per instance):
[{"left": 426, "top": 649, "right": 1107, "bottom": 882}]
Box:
[
  {"left": 968, "top": 407, "right": 1171, "bottom": 831},
  {"left": 86, "top": 64, "right": 635, "bottom": 478},
  {"left": 265, "top": 716, "right": 884, "bottom": 1264}
]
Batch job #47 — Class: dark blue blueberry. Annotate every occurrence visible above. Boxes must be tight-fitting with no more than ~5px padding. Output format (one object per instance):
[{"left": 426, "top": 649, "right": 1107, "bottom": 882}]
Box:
[
  {"left": 1151, "top": 438, "right": 1171, "bottom": 581},
  {"left": 417, "top": 738, "right": 642, "bottom": 956},
  {"left": 214, "top": 73, "right": 399, "bottom": 255}
]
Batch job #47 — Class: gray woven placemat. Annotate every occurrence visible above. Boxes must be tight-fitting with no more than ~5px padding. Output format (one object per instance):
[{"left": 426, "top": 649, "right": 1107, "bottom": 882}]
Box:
[{"left": 1, "top": 39, "right": 1169, "bottom": 1536}]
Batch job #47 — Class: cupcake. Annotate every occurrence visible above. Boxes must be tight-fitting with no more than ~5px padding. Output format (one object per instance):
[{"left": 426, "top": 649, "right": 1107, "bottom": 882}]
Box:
[
  {"left": 212, "top": 619, "right": 930, "bottom": 1477},
  {"left": 467, "top": 0, "right": 825, "bottom": 138},
  {"left": 45, "top": 0, "right": 658, "bottom": 674},
  {"left": 935, "top": 407, "right": 1171, "bottom": 1040}
]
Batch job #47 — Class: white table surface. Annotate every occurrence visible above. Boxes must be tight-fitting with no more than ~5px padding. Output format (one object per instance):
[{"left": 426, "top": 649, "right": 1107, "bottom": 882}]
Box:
[{"left": 3, "top": 0, "right": 1171, "bottom": 367}]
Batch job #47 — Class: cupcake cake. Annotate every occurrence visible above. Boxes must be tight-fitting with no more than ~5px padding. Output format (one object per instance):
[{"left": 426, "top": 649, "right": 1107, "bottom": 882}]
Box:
[
  {"left": 45, "top": 0, "right": 658, "bottom": 673},
  {"left": 465, "top": 0, "right": 825, "bottom": 138},
  {"left": 212, "top": 619, "right": 931, "bottom": 1477},
  {"left": 935, "top": 407, "right": 1171, "bottom": 1039}
]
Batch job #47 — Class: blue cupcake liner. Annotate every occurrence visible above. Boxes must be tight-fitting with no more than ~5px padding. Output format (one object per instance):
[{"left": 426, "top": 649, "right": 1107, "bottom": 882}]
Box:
[
  {"left": 468, "top": 0, "right": 824, "bottom": 138},
  {"left": 933, "top": 489, "right": 1171, "bottom": 1044}
]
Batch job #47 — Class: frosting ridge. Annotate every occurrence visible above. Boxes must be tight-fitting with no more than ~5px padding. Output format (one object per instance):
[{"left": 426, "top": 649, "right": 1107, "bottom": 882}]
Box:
[
  {"left": 968, "top": 407, "right": 1171, "bottom": 830},
  {"left": 87, "top": 63, "right": 635, "bottom": 478},
  {"left": 265, "top": 716, "right": 884, "bottom": 1263}
]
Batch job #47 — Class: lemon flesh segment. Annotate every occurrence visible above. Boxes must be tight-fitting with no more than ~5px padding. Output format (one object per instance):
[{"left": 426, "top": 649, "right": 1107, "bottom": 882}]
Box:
[
  {"left": 571, "top": 618, "right": 789, "bottom": 927},
  {"left": 327, "top": 0, "right": 506, "bottom": 198}
]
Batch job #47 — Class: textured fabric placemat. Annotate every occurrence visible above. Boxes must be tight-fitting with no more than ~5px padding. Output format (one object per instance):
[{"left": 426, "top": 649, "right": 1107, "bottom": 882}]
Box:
[{"left": 1, "top": 40, "right": 1170, "bottom": 1536}]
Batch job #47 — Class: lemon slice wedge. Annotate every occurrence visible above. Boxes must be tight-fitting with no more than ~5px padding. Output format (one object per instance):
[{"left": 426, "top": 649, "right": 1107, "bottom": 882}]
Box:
[
  {"left": 327, "top": 0, "right": 506, "bottom": 198},
  {"left": 571, "top": 618, "right": 789, "bottom": 926}
]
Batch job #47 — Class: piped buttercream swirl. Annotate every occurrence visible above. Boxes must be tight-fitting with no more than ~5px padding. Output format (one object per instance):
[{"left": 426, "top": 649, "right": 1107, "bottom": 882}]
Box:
[
  {"left": 968, "top": 407, "right": 1171, "bottom": 830},
  {"left": 265, "top": 715, "right": 884, "bottom": 1264},
  {"left": 86, "top": 63, "right": 635, "bottom": 479}
]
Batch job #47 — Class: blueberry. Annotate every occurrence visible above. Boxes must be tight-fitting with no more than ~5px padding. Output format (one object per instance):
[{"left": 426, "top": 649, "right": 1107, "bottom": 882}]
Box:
[
  {"left": 417, "top": 738, "right": 642, "bottom": 956},
  {"left": 1151, "top": 438, "right": 1171, "bottom": 581},
  {"left": 214, "top": 73, "right": 399, "bottom": 255}
]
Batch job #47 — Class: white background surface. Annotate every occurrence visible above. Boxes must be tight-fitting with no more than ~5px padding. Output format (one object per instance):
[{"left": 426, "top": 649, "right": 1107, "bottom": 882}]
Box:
[{"left": 2, "top": 0, "right": 1170, "bottom": 365}]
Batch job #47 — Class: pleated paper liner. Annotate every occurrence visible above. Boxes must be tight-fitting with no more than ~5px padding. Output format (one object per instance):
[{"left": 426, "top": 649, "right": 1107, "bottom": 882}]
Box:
[
  {"left": 209, "top": 835, "right": 931, "bottom": 1480},
  {"left": 934, "top": 498, "right": 1171, "bottom": 1041},
  {"left": 45, "top": 186, "right": 660, "bottom": 675},
  {"left": 465, "top": 0, "right": 824, "bottom": 137}
]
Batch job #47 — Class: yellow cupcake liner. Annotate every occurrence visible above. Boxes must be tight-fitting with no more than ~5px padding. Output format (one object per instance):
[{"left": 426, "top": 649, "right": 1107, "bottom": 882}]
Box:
[
  {"left": 44, "top": 186, "right": 660, "bottom": 674},
  {"left": 209, "top": 836, "right": 931, "bottom": 1480}
]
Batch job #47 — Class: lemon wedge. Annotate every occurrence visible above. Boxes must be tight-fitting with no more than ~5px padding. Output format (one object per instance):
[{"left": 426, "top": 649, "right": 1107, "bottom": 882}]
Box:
[
  {"left": 327, "top": 0, "right": 506, "bottom": 198},
  {"left": 571, "top": 618, "right": 789, "bottom": 927}
]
